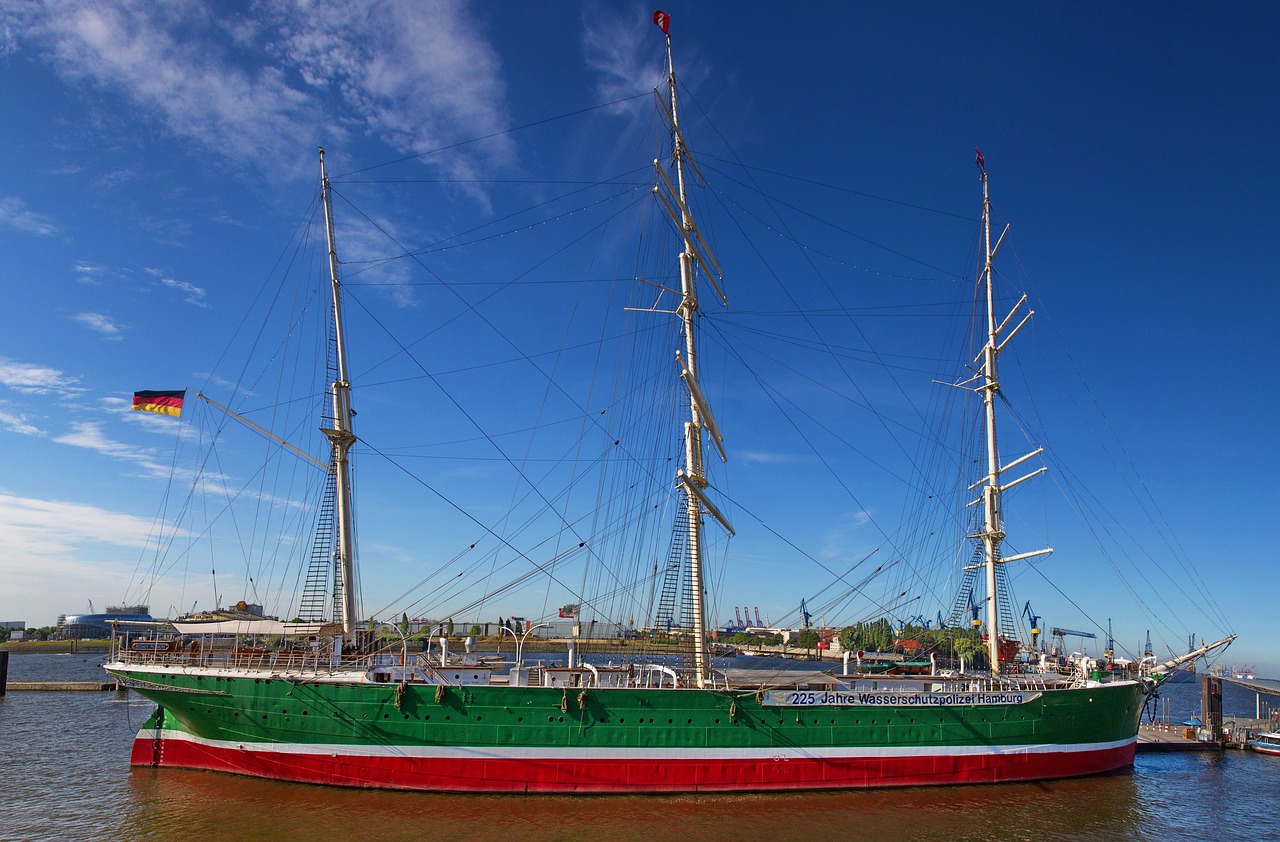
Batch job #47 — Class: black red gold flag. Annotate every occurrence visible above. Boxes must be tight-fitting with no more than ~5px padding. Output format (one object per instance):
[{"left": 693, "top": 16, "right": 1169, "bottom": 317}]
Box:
[{"left": 133, "top": 390, "right": 185, "bottom": 417}]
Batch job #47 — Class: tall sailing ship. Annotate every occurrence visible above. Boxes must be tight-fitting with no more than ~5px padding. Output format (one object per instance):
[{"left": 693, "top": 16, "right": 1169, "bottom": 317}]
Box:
[{"left": 106, "top": 16, "right": 1230, "bottom": 793}]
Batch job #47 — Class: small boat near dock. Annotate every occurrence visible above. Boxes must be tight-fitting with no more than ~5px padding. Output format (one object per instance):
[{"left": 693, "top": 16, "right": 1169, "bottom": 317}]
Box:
[{"left": 1247, "top": 732, "right": 1280, "bottom": 756}]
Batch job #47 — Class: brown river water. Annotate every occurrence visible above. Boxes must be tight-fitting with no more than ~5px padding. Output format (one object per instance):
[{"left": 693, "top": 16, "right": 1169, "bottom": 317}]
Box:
[{"left": 2, "top": 653, "right": 1277, "bottom": 841}]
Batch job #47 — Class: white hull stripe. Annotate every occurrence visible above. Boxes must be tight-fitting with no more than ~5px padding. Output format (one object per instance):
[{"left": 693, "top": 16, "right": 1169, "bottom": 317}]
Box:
[{"left": 138, "top": 728, "right": 1134, "bottom": 761}]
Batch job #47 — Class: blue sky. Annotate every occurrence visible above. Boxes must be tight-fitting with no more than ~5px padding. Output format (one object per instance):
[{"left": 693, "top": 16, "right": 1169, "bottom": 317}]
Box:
[{"left": 0, "top": 1, "right": 1275, "bottom": 675}]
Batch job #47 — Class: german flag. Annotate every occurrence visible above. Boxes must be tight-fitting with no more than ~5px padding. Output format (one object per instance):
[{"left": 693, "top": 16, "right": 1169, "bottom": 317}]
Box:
[{"left": 132, "top": 390, "right": 185, "bottom": 417}]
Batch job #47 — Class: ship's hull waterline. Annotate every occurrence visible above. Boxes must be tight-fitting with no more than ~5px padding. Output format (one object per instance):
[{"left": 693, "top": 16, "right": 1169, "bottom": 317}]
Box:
[{"left": 111, "top": 665, "right": 1148, "bottom": 793}]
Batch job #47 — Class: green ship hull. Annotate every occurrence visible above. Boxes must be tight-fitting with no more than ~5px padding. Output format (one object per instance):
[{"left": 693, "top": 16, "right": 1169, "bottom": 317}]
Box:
[{"left": 110, "top": 662, "right": 1149, "bottom": 792}]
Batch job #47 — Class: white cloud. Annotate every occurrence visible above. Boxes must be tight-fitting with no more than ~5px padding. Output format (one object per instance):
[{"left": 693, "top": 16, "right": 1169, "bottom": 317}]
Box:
[
  {"left": 0, "top": 359, "right": 84, "bottom": 396},
  {"left": 581, "top": 2, "right": 662, "bottom": 107},
  {"left": 580, "top": 4, "right": 709, "bottom": 131},
  {"left": 0, "top": 492, "right": 159, "bottom": 556},
  {"left": 820, "top": 508, "right": 874, "bottom": 561},
  {"left": 8, "top": 1, "right": 515, "bottom": 185},
  {"left": 89, "top": 168, "right": 137, "bottom": 190},
  {"left": 0, "top": 492, "right": 168, "bottom": 625},
  {"left": 53, "top": 420, "right": 172, "bottom": 477},
  {"left": 74, "top": 263, "right": 108, "bottom": 284},
  {"left": 158, "top": 275, "right": 208, "bottom": 307},
  {"left": 38, "top": 1, "right": 316, "bottom": 166},
  {"left": 334, "top": 214, "right": 417, "bottom": 307},
  {"left": 0, "top": 407, "right": 45, "bottom": 436},
  {"left": 72, "top": 311, "right": 125, "bottom": 339},
  {"left": 739, "top": 450, "right": 793, "bottom": 465},
  {"left": 0, "top": 195, "right": 58, "bottom": 236}
]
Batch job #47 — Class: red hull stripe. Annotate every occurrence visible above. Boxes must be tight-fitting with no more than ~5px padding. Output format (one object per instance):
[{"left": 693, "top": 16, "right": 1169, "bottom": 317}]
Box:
[
  {"left": 132, "top": 732, "right": 1136, "bottom": 792},
  {"left": 135, "top": 728, "right": 1135, "bottom": 761}
]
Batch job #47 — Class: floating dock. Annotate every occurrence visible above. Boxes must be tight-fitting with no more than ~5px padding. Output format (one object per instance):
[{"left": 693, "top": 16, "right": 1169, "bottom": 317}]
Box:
[
  {"left": 1137, "top": 723, "right": 1221, "bottom": 752},
  {"left": 4, "top": 680, "right": 118, "bottom": 691}
]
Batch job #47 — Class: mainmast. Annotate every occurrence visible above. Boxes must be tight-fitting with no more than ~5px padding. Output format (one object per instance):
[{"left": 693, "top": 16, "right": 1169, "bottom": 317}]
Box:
[
  {"left": 972, "top": 156, "right": 1050, "bottom": 674},
  {"left": 319, "top": 147, "right": 359, "bottom": 637},
  {"left": 655, "top": 19, "right": 732, "bottom": 688}
]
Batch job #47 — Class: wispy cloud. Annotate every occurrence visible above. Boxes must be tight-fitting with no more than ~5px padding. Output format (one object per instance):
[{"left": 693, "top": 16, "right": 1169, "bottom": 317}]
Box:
[
  {"left": 90, "top": 167, "right": 137, "bottom": 190},
  {"left": 0, "top": 195, "right": 58, "bottom": 236},
  {"left": 157, "top": 274, "right": 208, "bottom": 307},
  {"left": 580, "top": 4, "right": 711, "bottom": 135},
  {"left": 820, "top": 508, "right": 875, "bottom": 561},
  {"left": 268, "top": 1, "right": 516, "bottom": 177},
  {"left": 74, "top": 263, "right": 108, "bottom": 284},
  {"left": 581, "top": 2, "right": 664, "bottom": 107},
  {"left": 72, "top": 311, "right": 125, "bottom": 339},
  {"left": 53, "top": 420, "right": 167, "bottom": 472},
  {"left": 0, "top": 359, "right": 84, "bottom": 396},
  {"left": 334, "top": 214, "right": 417, "bottom": 307},
  {"left": 0, "top": 407, "right": 45, "bottom": 437},
  {"left": 8, "top": 1, "right": 515, "bottom": 185},
  {"left": 0, "top": 491, "right": 160, "bottom": 556},
  {"left": 739, "top": 450, "right": 794, "bottom": 465}
]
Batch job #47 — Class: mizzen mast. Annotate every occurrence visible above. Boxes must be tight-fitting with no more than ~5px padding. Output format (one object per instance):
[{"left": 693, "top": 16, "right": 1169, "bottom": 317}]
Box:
[
  {"left": 972, "top": 152, "right": 1051, "bottom": 674},
  {"left": 654, "top": 13, "right": 732, "bottom": 687},
  {"left": 319, "top": 147, "right": 359, "bottom": 637}
]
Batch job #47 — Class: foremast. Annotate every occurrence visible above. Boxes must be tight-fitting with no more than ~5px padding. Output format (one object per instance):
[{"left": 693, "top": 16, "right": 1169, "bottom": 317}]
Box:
[
  {"left": 972, "top": 159, "right": 1051, "bottom": 674},
  {"left": 319, "top": 148, "right": 359, "bottom": 637},
  {"left": 655, "top": 21, "right": 732, "bottom": 688}
]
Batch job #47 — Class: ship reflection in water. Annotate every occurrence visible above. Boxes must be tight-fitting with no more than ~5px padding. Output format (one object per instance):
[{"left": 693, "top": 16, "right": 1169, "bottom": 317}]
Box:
[{"left": 122, "top": 765, "right": 1157, "bottom": 841}]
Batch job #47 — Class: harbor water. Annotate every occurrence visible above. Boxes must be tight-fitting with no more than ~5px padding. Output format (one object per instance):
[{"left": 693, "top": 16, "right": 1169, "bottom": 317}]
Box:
[{"left": 3, "top": 653, "right": 1279, "bottom": 841}]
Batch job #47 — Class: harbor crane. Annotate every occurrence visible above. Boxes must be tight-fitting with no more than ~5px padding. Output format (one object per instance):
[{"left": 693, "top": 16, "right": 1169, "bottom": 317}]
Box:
[
  {"left": 1051, "top": 627, "right": 1097, "bottom": 654},
  {"left": 799, "top": 599, "right": 812, "bottom": 630},
  {"left": 1022, "top": 602, "right": 1043, "bottom": 650}
]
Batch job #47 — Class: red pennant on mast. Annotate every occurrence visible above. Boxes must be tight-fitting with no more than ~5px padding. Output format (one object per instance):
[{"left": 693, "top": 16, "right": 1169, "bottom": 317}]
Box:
[
  {"left": 653, "top": 10, "right": 670, "bottom": 34},
  {"left": 974, "top": 147, "right": 986, "bottom": 171}
]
